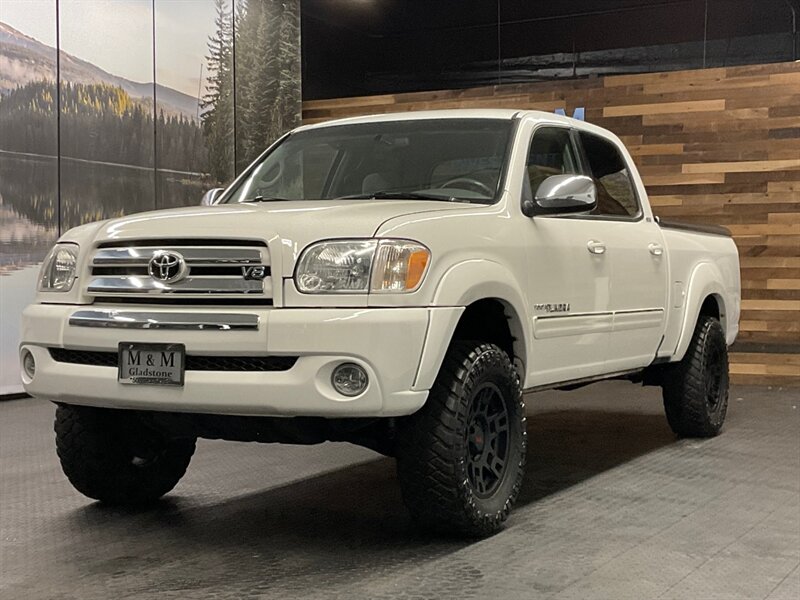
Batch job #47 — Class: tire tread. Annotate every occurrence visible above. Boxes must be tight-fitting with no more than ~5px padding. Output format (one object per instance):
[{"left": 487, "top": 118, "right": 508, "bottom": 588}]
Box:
[
  {"left": 55, "top": 405, "right": 195, "bottom": 504},
  {"left": 663, "top": 316, "right": 729, "bottom": 438},
  {"left": 396, "top": 341, "right": 526, "bottom": 536}
]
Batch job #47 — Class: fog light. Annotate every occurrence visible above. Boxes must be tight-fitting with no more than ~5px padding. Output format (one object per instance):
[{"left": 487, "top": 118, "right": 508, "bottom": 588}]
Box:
[
  {"left": 21, "top": 349, "right": 36, "bottom": 379},
  {"left": 331, "top": 363, "right": 368, "bottom": 397}
]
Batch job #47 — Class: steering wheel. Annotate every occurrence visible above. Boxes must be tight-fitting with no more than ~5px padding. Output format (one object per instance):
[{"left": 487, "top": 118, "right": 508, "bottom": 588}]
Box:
[{"left": 438, "top": 177, "right": 494, "bottom": 197}]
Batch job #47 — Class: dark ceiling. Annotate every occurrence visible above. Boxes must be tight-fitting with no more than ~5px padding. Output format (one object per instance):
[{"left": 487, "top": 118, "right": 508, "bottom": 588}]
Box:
[{"left": 300, "top": 0, "right": 799, "bottom": 100}]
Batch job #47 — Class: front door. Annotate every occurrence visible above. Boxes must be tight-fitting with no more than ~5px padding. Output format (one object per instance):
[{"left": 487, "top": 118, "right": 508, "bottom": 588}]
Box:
[{"left": 522, "top": 124, "right": 612, "bottom": 387}]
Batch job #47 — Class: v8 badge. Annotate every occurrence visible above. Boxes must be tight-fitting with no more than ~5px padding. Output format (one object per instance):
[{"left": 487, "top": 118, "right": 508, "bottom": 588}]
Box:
[{"left": 242, "top": 265, "right": 268, "bottom": 280}]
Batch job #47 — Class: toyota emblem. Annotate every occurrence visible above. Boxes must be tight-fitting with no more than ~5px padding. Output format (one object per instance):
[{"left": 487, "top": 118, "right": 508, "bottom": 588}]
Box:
[{"left": 148, "top": 251, "right": 188, "bottom": 283}]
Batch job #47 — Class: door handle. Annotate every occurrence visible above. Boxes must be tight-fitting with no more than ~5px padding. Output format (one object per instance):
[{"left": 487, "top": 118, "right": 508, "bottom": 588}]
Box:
[
  {"left": 587, "top": 240, "right": 606, "bottom": 255},
  {"left": 648, "top": 243, "right": 664, "bottom": 257}
]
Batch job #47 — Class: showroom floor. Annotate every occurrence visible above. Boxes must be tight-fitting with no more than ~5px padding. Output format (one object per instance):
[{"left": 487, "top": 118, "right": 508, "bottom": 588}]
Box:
[{"left": 1, "top": 381, "right": 798, "bottom": 600}]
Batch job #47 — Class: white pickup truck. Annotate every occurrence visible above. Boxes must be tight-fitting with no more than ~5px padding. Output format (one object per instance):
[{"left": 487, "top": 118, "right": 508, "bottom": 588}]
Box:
[{"left": 20, "top": 109, "right": 740, "bottom": 535}]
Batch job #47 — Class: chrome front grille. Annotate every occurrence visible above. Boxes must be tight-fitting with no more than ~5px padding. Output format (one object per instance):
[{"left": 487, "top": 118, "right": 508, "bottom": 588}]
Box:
[
  {"left": 93, "top": 247, "right": 263, "bottom": 266},
  {"left": 87, "top": 240, "right": 272, "bottom": 300}
]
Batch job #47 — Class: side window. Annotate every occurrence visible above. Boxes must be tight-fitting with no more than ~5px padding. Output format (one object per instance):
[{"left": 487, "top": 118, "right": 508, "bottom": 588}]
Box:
[
  {"left": 525, "top": 127, "right": 579, "bottom": 201},
  {"left": 578, "top": 132, "right": 640, "bottom": 217}
]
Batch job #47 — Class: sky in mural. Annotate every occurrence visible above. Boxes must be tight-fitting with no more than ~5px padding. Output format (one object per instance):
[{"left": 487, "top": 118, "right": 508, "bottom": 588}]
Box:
[{"left": 0, "top": 0, "right": 217, "bottom": 97}]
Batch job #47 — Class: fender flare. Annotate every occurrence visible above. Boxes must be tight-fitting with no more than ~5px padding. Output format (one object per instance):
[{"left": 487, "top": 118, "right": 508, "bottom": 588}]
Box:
[
  {"left": 672, "top": 261, "right": 729, "bottom": 361},
  {"left": 413, "top": 259, "right": 530, "bottom": 391}
]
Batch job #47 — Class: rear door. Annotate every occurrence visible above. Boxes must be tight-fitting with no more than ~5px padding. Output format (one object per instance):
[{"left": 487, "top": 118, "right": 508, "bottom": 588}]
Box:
[{"left": 575, "top": 131, "right": 668, "bottom": 370}]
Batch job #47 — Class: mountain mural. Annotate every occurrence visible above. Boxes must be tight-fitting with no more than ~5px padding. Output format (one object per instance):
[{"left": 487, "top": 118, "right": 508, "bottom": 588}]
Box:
[
  {"left": 0, "top": 21, "right": 198, "bottom": 119},
  {"left": 1, "top": 2, "right": 302, "bottom": 395}
]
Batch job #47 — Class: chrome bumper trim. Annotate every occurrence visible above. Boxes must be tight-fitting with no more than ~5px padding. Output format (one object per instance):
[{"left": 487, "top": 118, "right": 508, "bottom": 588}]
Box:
[{"left": 68, "top": 309, "right": 260, "bottom": 330}]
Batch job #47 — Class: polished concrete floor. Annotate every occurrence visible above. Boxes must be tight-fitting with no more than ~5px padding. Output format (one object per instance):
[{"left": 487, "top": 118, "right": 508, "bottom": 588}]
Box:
[{"left": 1, "top": 382, "right": 798, "bottom": 600}]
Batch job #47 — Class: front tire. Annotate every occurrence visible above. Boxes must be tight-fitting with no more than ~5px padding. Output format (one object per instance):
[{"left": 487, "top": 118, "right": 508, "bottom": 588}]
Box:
[
  {"left": 55, "top": 405, "right": 196, "bottom": 504},
  {"left": 663, "top": 316, "right": 729, "bottom": 438},
  {"left": 396, "top": 341, "right": 527, "bottom": 536}
]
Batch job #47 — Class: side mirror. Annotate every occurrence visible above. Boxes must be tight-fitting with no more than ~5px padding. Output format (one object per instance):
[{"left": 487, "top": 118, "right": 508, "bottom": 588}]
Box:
[
  {"left": 522, "top": 174, "right": 597, "bottom": 217},
  {"left": 200, "top": 187, "right": 224, "bottom": 206}
]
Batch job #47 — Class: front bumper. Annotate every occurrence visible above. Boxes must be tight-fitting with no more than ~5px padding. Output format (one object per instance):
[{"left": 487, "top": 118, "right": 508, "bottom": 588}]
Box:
[{"left": 19, "top": 304, "right": 457, "bottom": 417}]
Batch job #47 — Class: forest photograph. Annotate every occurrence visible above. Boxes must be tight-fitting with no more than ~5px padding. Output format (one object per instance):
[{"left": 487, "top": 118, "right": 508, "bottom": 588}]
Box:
[
  {"left": 202, "top": 0, "right": 301, "bottom": 182},
  {"left": 0, "top": 0, "right": 300, "bottom": 250},
  {"left": 0, "top": 0, "right": 301, "bottom": 392}
]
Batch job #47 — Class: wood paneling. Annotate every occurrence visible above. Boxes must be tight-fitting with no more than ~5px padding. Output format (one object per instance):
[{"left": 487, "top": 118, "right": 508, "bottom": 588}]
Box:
[
  {"left": 302, "top": 62, "right": 800, "bottom": 386},
  {"left": 603, "top": 99, "right": 727, "bottom": 117}
]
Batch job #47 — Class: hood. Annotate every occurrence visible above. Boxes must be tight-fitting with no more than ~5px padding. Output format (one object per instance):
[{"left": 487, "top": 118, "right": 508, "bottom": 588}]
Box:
[{"left": 90, "top": 199, "right": 469, "bottom": 277}]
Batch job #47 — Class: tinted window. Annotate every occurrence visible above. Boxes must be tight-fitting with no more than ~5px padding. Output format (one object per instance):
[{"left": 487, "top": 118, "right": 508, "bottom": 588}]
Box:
[
  {"left": 224, "top": 119, "right": 514, "bottom": 204},
  {"left": 299, "top": 143, "right": 339, "bottom": 199},
  {"left": 525, "top": 127, "right": 579, "bottom": 201},
  {"left": 579, "top": 132, "right": 639, "bottom": 217}
]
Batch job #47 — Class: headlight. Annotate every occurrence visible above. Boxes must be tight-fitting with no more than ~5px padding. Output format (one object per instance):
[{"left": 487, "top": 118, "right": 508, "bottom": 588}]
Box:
[
  {"left": 295, "top": 239, "right": 430, "bottom": 294},
  {"left": 39, "top": 243, "right": 79, "bottom": 292},
  {"left": 296, "top": 240, "right": 376, "bottom": 293}
]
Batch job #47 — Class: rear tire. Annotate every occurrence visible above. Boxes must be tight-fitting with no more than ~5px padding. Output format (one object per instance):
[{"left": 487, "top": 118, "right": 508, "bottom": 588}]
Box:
[
  {"left": 396, "top": 341, "right": 527, "bottom": 536},
  {"left": 662, "top": 316, "right": 729, "bottom": 438},
  {"left": 55, "top": 404, "right": 196, "bottom": 504}
]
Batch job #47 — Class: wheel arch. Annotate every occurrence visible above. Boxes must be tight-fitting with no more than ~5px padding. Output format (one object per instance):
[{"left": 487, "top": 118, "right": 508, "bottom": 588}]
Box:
[
  {"left": 451, "top": 297, "right": 526, "bottom": 369},
  {"left": 672, "top": 261, "right": 731, "bottom": 361},
  {"left": 413, "top": 260, "right": 529, "bottom": 391}
]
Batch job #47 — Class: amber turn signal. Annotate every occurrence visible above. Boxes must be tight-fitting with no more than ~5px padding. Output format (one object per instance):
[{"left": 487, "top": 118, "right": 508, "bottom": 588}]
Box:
[
  {"left": 405, "top": 249, "right": 430, "bottom": 290},
  {"left": 371, "top": 240, "right": 431, "bottom": 293}
]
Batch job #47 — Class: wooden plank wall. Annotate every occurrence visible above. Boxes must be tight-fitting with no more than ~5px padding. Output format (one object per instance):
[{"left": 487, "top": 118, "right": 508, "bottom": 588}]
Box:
[{"left": 302, "top": 62, "right": 800, "bottom": 386}]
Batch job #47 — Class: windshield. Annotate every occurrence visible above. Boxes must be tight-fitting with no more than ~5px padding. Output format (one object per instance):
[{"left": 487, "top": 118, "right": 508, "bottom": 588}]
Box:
[{"left": 223, "top": 118, "right": 514, "bottom": 204}]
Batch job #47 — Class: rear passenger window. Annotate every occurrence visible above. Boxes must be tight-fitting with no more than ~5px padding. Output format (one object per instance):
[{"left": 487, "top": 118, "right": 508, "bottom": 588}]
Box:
[{"left": 578, "top": 132, "right": 640, "bottom": 218}]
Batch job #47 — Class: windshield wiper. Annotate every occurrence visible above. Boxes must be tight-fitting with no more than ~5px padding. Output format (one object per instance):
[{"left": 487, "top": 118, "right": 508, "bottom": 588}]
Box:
[
  {"left": 241, "top": 195, "right": 292, "bottom": 203},
  {"left": 336, "top": 191, "right": 458, "bottom": 201}
]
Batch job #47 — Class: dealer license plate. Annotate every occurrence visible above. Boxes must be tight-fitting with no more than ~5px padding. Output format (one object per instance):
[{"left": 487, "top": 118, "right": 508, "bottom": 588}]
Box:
[{"left": 118, "top": 343, "right": 185, "bottom": 386}]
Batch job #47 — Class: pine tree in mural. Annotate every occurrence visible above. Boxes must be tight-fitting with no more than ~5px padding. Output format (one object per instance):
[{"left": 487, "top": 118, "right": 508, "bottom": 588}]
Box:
[
  {"left": 0, "top": 81, "right": 206, "bottom": 173},
  {"left": 275, "top": 1, "right": 301, "bottom": 139},
  {"left": 202, "top": 0, "right": 236, "bottom": 183},
  {"left": 242, "top": 1, "right": 280, "bottom": 164},
  {"left": 203, "top": 0, "right": 301, "bottom": 178},
  {"left": 232, "top": 0, "right": 262, "bottom": 167}
]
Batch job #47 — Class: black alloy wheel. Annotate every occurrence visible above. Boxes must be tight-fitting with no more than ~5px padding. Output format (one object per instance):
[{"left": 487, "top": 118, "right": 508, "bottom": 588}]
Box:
[
  {"left": 465, "top": 382, "right": 511, "bottom": 498},
  {"left": 396, "top": 341, "right": 527, "bottom": 536}
]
